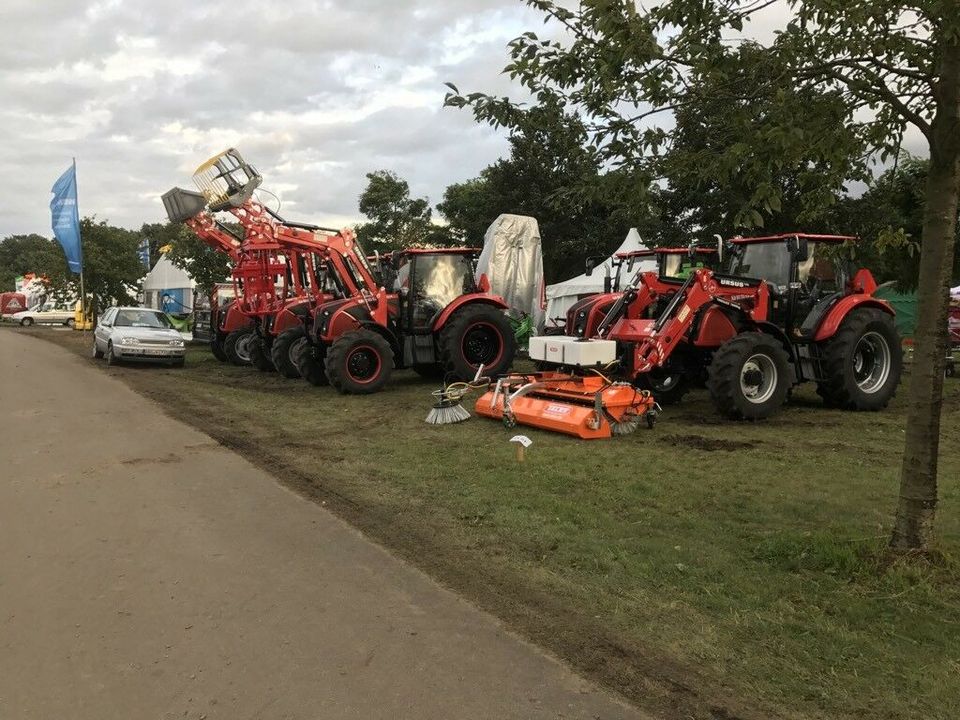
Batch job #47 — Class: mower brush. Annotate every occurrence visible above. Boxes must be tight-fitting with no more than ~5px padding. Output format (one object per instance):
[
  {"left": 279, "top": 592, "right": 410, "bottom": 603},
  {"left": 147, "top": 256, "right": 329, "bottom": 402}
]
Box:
[
  {"left": 474, "top": 371, "right": 658, "bottom": 440},
  {"left": 424, "top": 365, "right": 488, "bottom": 425}
]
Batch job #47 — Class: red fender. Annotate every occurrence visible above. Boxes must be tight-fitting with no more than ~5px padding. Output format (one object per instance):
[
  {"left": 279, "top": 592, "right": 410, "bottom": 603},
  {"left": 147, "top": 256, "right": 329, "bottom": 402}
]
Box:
[
  {"left": 222, "top": 302, "right": 254, "bottom": 333},
  {"left": 813, "top": 295, "right": 894, "bottom": 341},
  {"left": 432, "top": 293, "right": 509, "bottom": 332},
  {"left": 272, "top": 307, "right": 304, "bottom": 336}
]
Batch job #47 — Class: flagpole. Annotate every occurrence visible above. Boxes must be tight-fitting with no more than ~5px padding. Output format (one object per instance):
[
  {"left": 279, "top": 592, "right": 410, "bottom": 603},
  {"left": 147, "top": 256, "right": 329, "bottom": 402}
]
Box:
[{"left": 73, "top": 157, "right": 87, "bottom": 332}]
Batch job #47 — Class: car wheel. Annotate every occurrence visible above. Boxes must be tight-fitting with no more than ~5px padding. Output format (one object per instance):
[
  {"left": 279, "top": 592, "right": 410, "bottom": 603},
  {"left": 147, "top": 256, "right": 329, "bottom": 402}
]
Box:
[
  {"left": 66, "top": 318, "right": 76, "bottom": 328},
  {"left": 20, "top": 317, "right": 34, "bottom": 326},
  {"left": 105, "top": 342, "right": 117, "bottom": 366},
  {"left": 92, "top": 340, "right": 104, "bottom": 359}
]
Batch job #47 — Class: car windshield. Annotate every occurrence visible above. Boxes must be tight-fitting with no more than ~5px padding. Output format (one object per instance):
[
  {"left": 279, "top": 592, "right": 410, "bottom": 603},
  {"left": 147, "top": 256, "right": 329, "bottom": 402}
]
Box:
[
  {"left": 114, "top": 309, "right": 172, "bottom": 329},
  {"left": 727, "top": 243, "right": 792, "bottom": 287}
]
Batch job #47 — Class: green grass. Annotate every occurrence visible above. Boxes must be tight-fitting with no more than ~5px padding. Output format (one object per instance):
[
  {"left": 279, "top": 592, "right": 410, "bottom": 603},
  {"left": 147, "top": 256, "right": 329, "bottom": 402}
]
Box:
[{"left": 19, "top": 325, "right": 960, "bottom": 720}]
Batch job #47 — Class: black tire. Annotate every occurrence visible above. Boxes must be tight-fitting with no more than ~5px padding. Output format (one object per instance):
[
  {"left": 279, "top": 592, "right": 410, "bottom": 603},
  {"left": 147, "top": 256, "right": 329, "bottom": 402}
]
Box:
[
  {"left": 105, "top": 341, "right": 117, "bottom": 366},
  {"left": 20, "top": 317, "right": 33, "bottom": 326},
  {"left": 816, "top": 308, "right": 902, "bottom": 410},
  {"left": 248, "top": 334, "right": 275, "bottom": 372},
  {"left": 210, "top": 336, "right": 228, "bottom": 362},
  {"left": 223, "top": 329, "right": 253, "bottom": 366},
  {"left": 438, "top": 305, "right": 516, "bottom": 380},
  {"left": 271, "top": 327, "right": 306, "bottom": 379},
  {"left": 707, "top": 332, "right": 792, "bottom": 420},
  {"left": 65, "top": 318, "right": 76, "bottom": 328},
  {"left": 634, "top": 360, "right": 689, "bottom": 405},
  {"left": 293, "top": 338, "right": 329, "bottom": 386},
  {"left": 325, "top": 329, "right": 394, "bottom": 394},
  {"left": 412, "top": 363, "right": 445, "bottom": 379},
  {"left": 92, "top": 340, "right": 104, "bottom": 359}
]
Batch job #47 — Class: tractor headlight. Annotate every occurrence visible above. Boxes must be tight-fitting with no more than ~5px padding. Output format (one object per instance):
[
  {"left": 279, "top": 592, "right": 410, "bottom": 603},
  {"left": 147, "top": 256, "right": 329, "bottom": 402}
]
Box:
[{"left": 120, "top": 337, "right": 140, "bottom": 346}]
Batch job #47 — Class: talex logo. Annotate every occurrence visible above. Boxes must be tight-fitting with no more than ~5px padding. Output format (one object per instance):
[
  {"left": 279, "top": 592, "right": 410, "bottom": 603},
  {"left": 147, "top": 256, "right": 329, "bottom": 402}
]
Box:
[{"left": 545, "top": 404, "right": 571, "bottom": 415}]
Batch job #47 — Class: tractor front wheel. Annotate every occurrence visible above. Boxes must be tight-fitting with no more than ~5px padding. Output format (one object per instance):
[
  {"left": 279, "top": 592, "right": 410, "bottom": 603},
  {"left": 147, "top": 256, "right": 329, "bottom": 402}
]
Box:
[
  {"left": 210, "top": 335, "right": 228, "bottom": 362},
  {"left": 223, "top": 329, "right": 253, "bottom": 366},
  {"left": 635, "top": 359, "right": 689, "bottom": 405},
  {"left": 325, "top": 329, "right": 394, "bottom": 394},
  {"left": 707, "top": 332, "right": 791, "bottom": 420},
  {"left": 271, "top": 327, "right": 306, "bottom": 379},
  {"left": 248, "top": 334, "right": 275, "bottom": 372},
  {"left": 292, "top": 338, "right": 329, "bottom": 386},
  {"left": 438, "top": 305, "right": 515, "bottom": 380},
  {"left": 816, "top": 308, "right": 901, "bottom": 410}
]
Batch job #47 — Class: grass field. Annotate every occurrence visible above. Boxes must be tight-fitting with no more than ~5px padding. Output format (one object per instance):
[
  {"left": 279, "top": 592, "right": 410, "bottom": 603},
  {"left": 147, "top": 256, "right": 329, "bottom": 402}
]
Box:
[{"left": 15, "top": 325, "right": 960, "bottom": 720}]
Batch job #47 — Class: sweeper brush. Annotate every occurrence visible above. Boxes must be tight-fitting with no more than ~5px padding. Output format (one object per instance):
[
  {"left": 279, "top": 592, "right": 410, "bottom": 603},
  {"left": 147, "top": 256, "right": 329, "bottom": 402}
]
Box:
[{"left": 474, "top": 372, "right": 658, "bottom": 439}]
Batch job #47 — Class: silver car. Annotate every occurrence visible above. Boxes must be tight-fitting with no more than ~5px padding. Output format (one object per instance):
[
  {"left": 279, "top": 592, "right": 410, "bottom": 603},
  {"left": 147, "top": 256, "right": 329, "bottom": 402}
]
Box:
[{"left": 93, "top": 307, "right": 186, "bottom": 367}]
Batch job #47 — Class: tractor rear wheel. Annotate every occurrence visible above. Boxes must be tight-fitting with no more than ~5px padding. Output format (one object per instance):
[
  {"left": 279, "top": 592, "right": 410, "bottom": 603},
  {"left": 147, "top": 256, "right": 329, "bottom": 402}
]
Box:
[
  {"left": 707, "top": 332, "right": 791, "bottom": 420},
  {"left": 438, "top": 305, "right": 515, "bottom": 380},
  {"left": 223, "top": 329, "right": 253, "bottom": 366},
  {"left": 247, "top": 334, "right": 275, "bottom": 372},
  {"left": 210, "top": 335, "right": 228, "bottom": 362},
  {"left": 816, "top": 308, "right": 901, "bottom": 410},
  {"left": 325, "top": 329, "right": 394, "bottom": 394},
  {"left": 293, "top": 338, "right": 329, "bottom": 386},
  {"left": 271, "top": 327, "right": 306, "bottom": 379},
  {"left": 635, "top": 359, "right": 689, "bottom": 405}
]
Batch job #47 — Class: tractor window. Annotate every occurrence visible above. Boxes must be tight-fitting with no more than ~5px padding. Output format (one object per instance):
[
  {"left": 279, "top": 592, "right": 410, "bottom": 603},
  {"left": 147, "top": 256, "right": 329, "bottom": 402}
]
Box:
[
  {"left": 728, "top": 243, "right": 792, "bottom": 289},
  {"left": 661, "top": 254, "right": 708, "bottom": 280},
  {"left": 410, "top": 254, "right": 474, "bottom": 328},
  {"left": 797, "top": 242, "right": 839, "bottom": 293}
]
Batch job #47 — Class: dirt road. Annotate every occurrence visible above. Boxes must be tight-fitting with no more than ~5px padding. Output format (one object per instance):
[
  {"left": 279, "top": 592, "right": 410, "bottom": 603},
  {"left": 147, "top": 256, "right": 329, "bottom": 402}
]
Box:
[{"left": 0, "top": 330, "right": 645, "bottom": 720}]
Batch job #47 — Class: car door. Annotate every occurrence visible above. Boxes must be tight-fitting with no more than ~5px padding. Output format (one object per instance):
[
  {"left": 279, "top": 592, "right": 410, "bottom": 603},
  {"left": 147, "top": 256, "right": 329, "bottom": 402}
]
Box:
[{"left": 95, "top": 308, "right": 115, "bottom": 349}]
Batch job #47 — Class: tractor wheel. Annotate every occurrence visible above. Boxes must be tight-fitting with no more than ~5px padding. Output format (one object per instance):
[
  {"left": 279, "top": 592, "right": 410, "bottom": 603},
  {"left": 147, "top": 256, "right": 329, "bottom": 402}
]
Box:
[
  {"left": 707, "top": 332, "right": 791, "bottom": 420},
  {"left": 210, "top": 335, "right": 228, "bottom": 362},
  {"left": 271, "top": 327, "right": 305, "bottom": 379},
  {"left": 248, "top": 334, "right": 275, "bottom": 372},
  {"left": 816, "top": 308, "right": 902, "bottom": 410},
  {"left": 293, "top": 338, "right": 329, "bottom": 386},
  {"left": 438, "top": 305, "right": 515, "bottom": 380},
  {"left": 412, "top": 363, "right": 446, "bottom": 379},
  {"left": 325, "top": 329, "right": 394, "bottom": 394},
  {"left": 223, "top": 329, "right": 253, "bottom": 366},
  {"left": 634, "top": 360, "right": 689, "bottom": 405}
]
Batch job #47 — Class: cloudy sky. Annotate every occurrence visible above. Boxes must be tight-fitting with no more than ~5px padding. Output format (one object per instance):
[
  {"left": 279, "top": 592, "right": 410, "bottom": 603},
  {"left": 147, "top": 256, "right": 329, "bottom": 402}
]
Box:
[{"left": 0, "top": 0, "right": 562, "bottom": 237}]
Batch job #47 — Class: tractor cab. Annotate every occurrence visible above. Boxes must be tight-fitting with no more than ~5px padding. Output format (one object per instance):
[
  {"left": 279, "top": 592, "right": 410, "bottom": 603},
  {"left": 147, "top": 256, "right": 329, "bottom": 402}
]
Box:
[
  {"left": 392, "top": 248, "right": 480, "bottom": 334},
  {"left": 724, "top": 233, "right": 855, "bottom": 338}
]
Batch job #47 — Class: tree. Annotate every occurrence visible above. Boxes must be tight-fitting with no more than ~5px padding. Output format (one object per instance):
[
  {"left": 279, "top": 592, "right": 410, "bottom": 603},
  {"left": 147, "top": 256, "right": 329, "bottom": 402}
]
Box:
[
  {"left": 439, "top": 101, "right": 661, "bottom": 280},
  {"left": 142, "top": 221, "right": 231, "bottom": 296},
  {"left": 447, "top": 1, "right": 959, "bottom": 551},
  {"left": 0, "top": 234, "right": 63, "bottom": 291},
  {"left": 356, "top": 171, "right": 453, "bottom": 251}
]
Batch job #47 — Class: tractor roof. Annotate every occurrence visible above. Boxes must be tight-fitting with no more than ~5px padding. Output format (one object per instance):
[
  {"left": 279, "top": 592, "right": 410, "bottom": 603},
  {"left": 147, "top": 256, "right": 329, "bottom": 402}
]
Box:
[
  {"left": 731, "top": 233, "right": 857, "bottom": 245},
  {"left": 614, "top": 246, "right": 716, "bottom": 259}
]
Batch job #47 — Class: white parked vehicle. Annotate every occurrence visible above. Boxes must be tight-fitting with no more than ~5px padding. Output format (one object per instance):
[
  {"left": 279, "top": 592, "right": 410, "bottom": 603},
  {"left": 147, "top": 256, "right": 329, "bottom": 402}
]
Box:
[
  {"left": 9, "top": 303, "right": 75, "bottom": 327},
  {"left": 93, "top": 307, "right": 185, "bottom": 367}
]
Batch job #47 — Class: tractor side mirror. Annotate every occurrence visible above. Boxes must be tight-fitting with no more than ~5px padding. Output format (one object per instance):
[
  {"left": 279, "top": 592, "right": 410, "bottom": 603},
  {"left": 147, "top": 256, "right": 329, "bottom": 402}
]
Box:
[{"left": 714, "top": 234, "right": 724, "bottom": 264}]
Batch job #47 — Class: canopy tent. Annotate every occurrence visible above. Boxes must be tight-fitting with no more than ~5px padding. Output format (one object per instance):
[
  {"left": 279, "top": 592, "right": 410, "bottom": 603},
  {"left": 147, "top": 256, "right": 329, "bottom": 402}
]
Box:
[
  {"left": 476, "top": 214, "right": 546, "bottom": 330},
  {"left": 143, "top": 254, "right": 195, "bottom": 314},
  {"left": 544, "top": 228, "right": 655, "bottom": 326},
  {"left": 952, "top": 284, "right": 960, "bottom": 298}
]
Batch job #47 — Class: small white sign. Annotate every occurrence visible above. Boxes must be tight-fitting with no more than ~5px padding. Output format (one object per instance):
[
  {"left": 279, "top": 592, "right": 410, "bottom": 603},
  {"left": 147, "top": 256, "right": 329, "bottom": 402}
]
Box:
[{"left": 510, "top": 435, "right": 532, "bottom": 448}]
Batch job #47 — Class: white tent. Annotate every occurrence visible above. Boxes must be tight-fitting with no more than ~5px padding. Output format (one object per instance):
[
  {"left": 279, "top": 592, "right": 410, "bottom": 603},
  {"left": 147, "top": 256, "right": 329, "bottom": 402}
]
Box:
[
  {"left": 544, "top": 228, "right": 655, "bottom": 326},
  {"left": 143, "top": 255, "right": 195, "bottom": 313},
  {"left": 952, "top": 284, "right": 960, "bottom": 298},
  {"left": 476, "top": 214, "right": 546, "bottom": 330}
]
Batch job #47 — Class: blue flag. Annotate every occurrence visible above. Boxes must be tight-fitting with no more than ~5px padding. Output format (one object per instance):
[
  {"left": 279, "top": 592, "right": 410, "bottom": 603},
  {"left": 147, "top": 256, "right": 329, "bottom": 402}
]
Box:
[
  {"left": 137, "top": 237, "right": 151, "bottom": 268},
  {"left": 50, "top": 162, "right": 83, "bottom": 274}
]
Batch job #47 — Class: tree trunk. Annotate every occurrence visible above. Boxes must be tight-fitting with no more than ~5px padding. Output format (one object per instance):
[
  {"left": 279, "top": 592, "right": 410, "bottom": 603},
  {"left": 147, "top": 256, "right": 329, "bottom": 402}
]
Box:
[{"left": 891, "top": 38, "right": 960, "bottom": 552}]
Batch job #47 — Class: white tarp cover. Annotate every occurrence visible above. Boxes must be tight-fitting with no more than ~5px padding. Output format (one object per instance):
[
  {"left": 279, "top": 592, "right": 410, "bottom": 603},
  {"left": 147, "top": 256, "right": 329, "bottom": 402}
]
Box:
[
  {"left": 952, "top": 284, "right": 960, "bottom": 298},
  {"left": 476, "top": 214, "right": 546, "bottom": 330},
  {"left": 544, "top": 228, "right": 655, "bottom": 325}
]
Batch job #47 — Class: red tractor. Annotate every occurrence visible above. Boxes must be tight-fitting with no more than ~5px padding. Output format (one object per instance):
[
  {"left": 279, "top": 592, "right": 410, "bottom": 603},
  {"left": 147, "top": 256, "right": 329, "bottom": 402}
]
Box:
[
  {"left": 515, "top": 233, "right": 902, "bottom": 422},
  {"left": 295, "top": 246, "right": 517, "bottom": 394}
]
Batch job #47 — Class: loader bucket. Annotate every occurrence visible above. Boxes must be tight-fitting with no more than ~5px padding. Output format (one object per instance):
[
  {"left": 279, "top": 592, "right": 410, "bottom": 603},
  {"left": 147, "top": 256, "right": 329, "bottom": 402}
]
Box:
[
  {"left": 475, "top": 372, "right": 657, "bottom": 440},
  {"left": 192, "top": 148, "right": 262, "bottom": 211},
  {"left": 162, "top": 187, "right": 208, "bottom": 223}
]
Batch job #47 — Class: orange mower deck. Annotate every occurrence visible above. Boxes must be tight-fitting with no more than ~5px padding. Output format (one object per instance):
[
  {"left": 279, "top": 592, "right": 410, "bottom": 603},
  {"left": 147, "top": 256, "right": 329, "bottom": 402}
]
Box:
[{"left": 475, "top": 372, "right": 657, "bottom": 439}]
